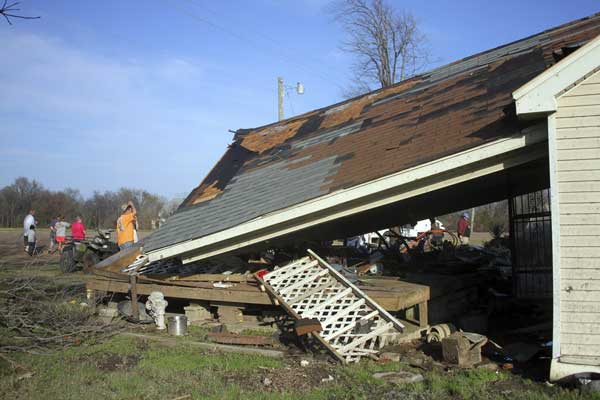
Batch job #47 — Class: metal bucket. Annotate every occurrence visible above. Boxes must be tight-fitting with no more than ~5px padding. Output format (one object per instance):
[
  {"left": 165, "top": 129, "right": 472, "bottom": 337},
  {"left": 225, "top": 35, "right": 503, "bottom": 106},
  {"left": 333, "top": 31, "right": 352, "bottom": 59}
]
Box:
[{"left": 167, "top": 315, "right": 188, "bottom": 336}]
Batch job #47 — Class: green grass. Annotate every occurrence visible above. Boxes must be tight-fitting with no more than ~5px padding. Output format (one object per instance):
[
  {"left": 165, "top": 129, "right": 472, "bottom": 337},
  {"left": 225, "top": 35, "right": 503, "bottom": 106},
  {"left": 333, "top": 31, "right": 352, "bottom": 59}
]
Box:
[
  {"left": 2, "top": 334, "right": 600, "bottom": 400},
  {"left": 1, "top": 249, "right": 598, "bottom": 400}
]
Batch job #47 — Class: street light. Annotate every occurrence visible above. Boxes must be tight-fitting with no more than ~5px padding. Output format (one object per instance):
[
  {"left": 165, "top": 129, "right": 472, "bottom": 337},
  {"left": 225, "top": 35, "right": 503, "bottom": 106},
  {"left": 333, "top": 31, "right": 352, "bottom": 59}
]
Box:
[{"left": 278, "top": 77, "right": 304, "bottom": 121}]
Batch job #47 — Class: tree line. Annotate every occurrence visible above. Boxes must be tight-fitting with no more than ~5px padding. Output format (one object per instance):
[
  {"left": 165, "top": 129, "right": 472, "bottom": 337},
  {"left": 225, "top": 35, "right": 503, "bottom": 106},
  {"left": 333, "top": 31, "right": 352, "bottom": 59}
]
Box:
[{"left": 0, "top": 177, "right": 180, "bottom": 231}]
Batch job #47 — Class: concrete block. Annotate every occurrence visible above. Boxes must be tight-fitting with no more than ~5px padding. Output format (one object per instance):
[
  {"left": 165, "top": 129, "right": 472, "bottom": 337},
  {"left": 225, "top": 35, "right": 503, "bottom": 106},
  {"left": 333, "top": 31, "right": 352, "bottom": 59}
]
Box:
[
  {"left": 217, "top": 305, "right": 244, "bottom": 324},
  {"left": 184, "top": 302, "right": 212, "bottom": 323}
]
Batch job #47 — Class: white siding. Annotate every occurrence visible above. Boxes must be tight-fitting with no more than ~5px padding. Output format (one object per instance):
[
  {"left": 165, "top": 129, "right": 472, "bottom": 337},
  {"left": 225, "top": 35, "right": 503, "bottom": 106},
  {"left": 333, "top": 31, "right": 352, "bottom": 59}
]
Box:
[{"left": 556, "top": 69, "right": 600, "bottom": 362}]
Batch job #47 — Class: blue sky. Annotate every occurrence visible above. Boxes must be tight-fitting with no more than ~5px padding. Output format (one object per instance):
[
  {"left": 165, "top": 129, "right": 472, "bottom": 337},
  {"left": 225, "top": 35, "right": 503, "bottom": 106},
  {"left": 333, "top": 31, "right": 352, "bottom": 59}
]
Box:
[{"left": 1, "top": 1, "right": 598, "bottom": 198}]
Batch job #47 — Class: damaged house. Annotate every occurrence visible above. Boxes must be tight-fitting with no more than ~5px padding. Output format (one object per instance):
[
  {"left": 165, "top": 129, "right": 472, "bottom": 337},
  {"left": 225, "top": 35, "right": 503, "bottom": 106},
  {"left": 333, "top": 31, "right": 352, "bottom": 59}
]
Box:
[{"left": 90, "top": 13, "right": 600, "bottom": 378}]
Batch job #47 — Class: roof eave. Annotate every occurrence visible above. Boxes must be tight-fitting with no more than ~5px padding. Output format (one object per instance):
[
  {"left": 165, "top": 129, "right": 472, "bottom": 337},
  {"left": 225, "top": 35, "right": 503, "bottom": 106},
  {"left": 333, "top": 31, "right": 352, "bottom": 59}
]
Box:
[{"left": 513, "top": 33, "right": 600, "bottom": 116}]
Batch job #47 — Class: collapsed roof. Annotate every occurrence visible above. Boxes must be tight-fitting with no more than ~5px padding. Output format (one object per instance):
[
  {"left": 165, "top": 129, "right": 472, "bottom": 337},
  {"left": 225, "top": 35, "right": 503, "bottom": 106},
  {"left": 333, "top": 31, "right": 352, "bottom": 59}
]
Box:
[{"left": 144, "top": 13, "right": 600, "bottom": 258}]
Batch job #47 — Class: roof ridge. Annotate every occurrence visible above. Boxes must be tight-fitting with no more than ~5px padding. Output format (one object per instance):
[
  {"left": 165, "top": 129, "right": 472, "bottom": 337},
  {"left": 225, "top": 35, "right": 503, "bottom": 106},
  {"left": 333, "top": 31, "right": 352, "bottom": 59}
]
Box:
[{"left": 236, "top": 12, "right": 600, "bottom": 135}]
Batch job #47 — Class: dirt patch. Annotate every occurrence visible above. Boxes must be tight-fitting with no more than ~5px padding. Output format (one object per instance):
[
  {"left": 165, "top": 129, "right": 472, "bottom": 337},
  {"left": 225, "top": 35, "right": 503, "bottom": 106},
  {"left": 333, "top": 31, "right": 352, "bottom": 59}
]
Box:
[
  {"left": 96, "top": 353, "right": 140, "bottom": 371},
  {"left": 0, "top": 230, "right": 60, "bottom": 268},
  {"left": 225, "top": 359, "right": 337, "bottom": 393}
]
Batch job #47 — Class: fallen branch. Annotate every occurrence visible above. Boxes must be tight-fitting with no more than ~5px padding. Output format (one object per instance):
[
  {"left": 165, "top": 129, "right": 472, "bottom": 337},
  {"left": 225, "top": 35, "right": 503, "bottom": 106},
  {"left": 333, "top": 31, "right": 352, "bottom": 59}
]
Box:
[{"left": 0, "top": 273, "right": 124, "bottom": 354}]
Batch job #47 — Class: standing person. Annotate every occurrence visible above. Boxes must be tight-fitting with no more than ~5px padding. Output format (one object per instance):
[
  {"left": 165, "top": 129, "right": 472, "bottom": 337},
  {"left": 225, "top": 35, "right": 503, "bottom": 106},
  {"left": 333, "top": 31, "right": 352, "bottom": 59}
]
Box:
[
  {"left": 49, "top": 216, "right": 58, "bottom": 253},
  {"left": 27, "top": 225, "right": 36, "bottom": 256},
  {"left": 457, "top": 212, "right": 471, "bottom": 245},
  {"left": 55, "top": 216, "right": 70, "bottom": 253},
  {"left": 23, "top": 209, "right": 35, "bottom": 252},
  {"left": 117, "top": 201, "right": 137, "bottom": 250},
  {"left": 71, "top": 216, "right": 86, "bottom": 241}
]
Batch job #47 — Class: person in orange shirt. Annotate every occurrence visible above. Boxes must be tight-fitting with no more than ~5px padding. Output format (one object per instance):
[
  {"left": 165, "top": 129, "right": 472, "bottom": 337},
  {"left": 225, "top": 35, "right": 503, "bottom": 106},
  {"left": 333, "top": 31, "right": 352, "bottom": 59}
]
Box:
[{"left": 117, "top": 201, "right": 137, "bottom": 250}]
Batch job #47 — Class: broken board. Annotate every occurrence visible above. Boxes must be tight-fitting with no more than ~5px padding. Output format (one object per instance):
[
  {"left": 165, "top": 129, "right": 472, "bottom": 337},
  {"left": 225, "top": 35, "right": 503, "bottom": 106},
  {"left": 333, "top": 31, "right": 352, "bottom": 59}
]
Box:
[{"left": 256, "top": 249, "right": 404, "bottom": 363}]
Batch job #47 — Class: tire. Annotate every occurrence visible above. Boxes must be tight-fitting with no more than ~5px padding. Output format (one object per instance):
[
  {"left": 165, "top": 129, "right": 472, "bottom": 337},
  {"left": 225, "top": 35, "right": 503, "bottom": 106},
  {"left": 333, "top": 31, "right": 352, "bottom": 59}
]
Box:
[
  {"left": 82, "top": 251, "right": 100, "bottom": 274},
  {"left": 60, "top": 249, "right": 76, "bottom": 273}
]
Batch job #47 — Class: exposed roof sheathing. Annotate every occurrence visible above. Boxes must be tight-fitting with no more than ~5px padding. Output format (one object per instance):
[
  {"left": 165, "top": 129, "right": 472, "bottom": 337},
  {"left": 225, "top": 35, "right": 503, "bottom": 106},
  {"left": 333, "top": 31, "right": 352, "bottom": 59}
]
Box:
[{"left": 144, "top": 14, "right": 600, "bottom": 253}]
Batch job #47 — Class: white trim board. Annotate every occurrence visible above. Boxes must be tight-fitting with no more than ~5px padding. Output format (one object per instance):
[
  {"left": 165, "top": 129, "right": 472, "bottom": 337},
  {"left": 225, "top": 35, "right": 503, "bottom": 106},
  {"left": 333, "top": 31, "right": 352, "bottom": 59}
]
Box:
[
  {"left": 547, "top": 114, "right": 563, "bottom": 360},
  {"left": 513, "top": 34, "right": 600, "bottom": 115},
  {"left": 145, "top": 124, "right": 548, "bottom": 264}
]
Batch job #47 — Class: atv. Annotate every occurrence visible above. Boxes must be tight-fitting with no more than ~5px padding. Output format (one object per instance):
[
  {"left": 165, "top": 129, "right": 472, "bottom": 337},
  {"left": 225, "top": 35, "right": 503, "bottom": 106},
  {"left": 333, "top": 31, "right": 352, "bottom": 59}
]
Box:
[{"left": 60, "top": 229, "right": 119, "bottom": 273}]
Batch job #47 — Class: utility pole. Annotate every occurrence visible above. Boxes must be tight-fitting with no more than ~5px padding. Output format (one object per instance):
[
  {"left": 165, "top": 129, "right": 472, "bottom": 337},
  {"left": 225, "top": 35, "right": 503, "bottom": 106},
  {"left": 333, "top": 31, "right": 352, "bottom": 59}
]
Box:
[
  {"left": 278, "top": 76, "right": 284, "bottom": 121},
  {"left": 277, "top": 77, "right": 304, "bottom": 122},
  {"left": 471, "top": 207, "right": 476, "bottom": 232}
]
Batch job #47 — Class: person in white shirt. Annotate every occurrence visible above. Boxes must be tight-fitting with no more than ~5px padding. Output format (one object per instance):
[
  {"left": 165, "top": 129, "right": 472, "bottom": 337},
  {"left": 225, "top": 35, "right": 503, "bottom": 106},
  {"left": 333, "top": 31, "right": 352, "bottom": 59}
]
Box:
[
  {"left": 23, "top": 209, "right": 35, "bottom": 252},
  {"left": 27, "top": 225, "right": 36, "bottom": 256}
]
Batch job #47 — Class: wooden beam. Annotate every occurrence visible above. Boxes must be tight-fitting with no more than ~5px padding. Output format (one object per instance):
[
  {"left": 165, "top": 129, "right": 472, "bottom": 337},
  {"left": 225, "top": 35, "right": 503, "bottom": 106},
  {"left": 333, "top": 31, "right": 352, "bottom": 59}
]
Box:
[
  {"left": 160, "top": 273, "right": 252, "bottom": 283},
  {"left": 94, "top": 245, "right": 141, "bottom": 273},
  {"left": 121, "top": 332, "right": 284, "bottom": 358},
  {"left": 86, "top": 278, "right": 272, "bottom": 305},
  {"left": 418, "top": 301, "right": 429, "bottom": 328},
  {"left": 129, "top": 275, "right": 139, "bottom": 320}
]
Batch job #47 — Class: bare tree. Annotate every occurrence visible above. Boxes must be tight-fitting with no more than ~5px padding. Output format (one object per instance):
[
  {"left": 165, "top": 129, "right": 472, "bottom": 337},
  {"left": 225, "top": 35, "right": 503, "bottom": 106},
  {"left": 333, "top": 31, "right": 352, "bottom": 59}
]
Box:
[
  {"left": 331, "top": 0, "right": 427, "bottom": 97},
  {"left": 0, "top": 1, "right": 39, "bottom": 25}
]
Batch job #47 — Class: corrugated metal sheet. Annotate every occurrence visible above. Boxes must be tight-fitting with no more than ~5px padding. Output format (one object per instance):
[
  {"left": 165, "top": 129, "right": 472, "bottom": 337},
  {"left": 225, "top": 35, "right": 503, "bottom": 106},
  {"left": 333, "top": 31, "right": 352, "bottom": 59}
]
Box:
[{"left": 144, "top": 13, "right": 600, "bottom": 253}]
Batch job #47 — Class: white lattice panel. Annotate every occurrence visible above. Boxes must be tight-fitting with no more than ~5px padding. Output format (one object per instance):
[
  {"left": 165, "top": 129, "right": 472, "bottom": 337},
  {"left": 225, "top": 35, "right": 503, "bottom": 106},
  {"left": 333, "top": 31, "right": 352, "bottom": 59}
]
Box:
[{"left": 260, "top": 250, "right": 404, "bottom": 363}]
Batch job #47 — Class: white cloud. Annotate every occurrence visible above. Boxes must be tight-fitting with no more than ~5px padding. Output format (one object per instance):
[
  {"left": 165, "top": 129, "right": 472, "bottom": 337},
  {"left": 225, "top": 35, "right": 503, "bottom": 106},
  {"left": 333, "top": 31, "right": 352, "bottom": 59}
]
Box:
[
  {"left": 0, "top": 32, "right": 233, "bottom": 196},
  {"left": 0, "top": 33, "right": 207, "bottom": 121}
]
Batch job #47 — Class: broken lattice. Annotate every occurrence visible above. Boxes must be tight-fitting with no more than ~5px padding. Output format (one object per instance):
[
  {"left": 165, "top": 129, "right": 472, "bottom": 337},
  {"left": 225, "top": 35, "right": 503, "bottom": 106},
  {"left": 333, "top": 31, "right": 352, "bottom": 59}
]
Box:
[{"left": 257, "top": 249, "right": 404, "bottom": 363}]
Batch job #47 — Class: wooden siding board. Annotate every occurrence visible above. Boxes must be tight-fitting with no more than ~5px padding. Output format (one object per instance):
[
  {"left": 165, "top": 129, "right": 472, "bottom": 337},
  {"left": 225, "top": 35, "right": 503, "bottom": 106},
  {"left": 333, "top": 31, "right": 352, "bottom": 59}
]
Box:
[
  {"left": 561, "top": 257, "right": 600, "bottom": 268},
  {"left": 557, "top": 159, "right": 600, "bottom": 171},
  {"left": 561, "top": 300, "right": 600, "bottom": 313},
  {"left": 559, "top": 214, "right": 600, "bottom": 225},
  {"left": 555, "top": 148, "right": 600, "bottom": 160},
  {"left": 563, "top": 83, "right": 600, "bottom": 96},
  {"left": 556, "top": 116, "right": 600, "bottom": 129},
  {"left": 556, "top": 105, "right": 600, "bottom": 118},
  {"left": 562, "top": 344, "right": 600, "bottom": 357},
  {"left": 561, "top": 290, "right": 600, "bottom": 302},
  {"left": 558, "top": 182, "right": 600, "bottom": 192},
  {"left": 561, "top": 333, "right": 600, "bottom": 345},
  {"left": 556, "top": 126, "right": 600, "bottom": 139},
  {"left": 559, "top": 247, "right": 600, "bottom": 257},
  {"left": 559, "top": 203, "right": 600, "bottom": 214},
  {"left": 561, "top": 279, "right": 600, "bottom": 291},
  {"left": 560, "top": 94, "right": 600, "bottom": 107},
  {"left": 561, "top": 313, "right": 600, "bottom": 323},
  {"left": 561, "top": 322, "right": 600, "bottom": 334},
  {"left": 556, "top": 138, "right": 600, "bottom": 150},
  {"left": 561, "top": 236, "right": 600, "bottom": 246},
  {"left": 559, "top": 192, "right": 600, "bottom": 204},
  {"left": 561, "top": 268, "right": 600, "bottom": 279}
]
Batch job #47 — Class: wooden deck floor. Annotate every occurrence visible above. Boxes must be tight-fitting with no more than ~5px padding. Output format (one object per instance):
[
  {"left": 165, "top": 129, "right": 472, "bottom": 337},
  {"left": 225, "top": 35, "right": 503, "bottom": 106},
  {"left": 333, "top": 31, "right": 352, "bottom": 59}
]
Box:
[{"left": 86, "top": 273, "right": 430, "bottom": 323}]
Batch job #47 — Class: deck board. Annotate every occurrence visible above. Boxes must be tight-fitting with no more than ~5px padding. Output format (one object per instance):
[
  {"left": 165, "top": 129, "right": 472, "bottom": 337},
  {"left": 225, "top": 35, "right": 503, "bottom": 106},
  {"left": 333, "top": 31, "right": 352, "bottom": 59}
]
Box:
[{"left": 87, "top": 274, "right": 430, "bottom": 311}]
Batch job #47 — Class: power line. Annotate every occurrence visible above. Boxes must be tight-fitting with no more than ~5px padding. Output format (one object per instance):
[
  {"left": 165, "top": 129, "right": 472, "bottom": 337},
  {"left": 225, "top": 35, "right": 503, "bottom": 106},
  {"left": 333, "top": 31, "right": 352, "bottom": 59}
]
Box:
[
  {"left": 169, "top": 0, "right": 345, "bottom": 92},
  {"left": 185, "top": 0, "right": 334, "bottom": 77}
]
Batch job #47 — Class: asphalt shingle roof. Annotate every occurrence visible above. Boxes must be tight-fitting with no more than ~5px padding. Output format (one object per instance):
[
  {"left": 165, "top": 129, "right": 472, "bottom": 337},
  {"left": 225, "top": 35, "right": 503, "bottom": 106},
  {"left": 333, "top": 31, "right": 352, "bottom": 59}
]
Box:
[{"left": 144, "top": 13, "right": 600, "bottom": 253}]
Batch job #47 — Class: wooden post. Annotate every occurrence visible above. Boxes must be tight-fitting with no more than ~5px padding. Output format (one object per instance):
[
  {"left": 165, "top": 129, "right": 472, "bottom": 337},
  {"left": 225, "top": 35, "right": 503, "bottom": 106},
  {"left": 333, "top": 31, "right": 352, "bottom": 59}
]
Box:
[
  {"left": 418, "top": 301, "right": 429, "bottom": 328},
  {"left": 129, "top": 275, "right": 140, "bottom": 320}
]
